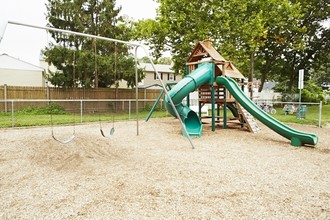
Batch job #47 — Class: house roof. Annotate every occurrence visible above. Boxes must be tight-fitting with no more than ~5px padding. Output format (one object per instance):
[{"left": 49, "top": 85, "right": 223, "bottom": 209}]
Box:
[
  {"left": 262, "top": 81, "right": 276, "bottom": 90},
  {"left": 0, "top": 54, "right": 44, "bottom": 71},
  {"left": 139, "top": 63, "right": 174, "bottom": 73}
]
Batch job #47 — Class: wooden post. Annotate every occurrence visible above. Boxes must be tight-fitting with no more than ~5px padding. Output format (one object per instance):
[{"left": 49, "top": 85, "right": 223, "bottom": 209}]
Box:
[
  {"left": 4, "top": 84, "right": 7, "bottom": 112},
  {"left": 211, "top": 84, "right": 215, "bottom": 131}
]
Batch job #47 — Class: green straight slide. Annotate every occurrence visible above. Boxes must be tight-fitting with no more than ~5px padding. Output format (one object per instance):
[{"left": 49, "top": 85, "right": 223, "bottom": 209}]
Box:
[
  {"left": 165, "top": 63, "right": 213, "bottom": 137},
  {"left": 216, "top": 76, "right": 318, "bottom": 146}
]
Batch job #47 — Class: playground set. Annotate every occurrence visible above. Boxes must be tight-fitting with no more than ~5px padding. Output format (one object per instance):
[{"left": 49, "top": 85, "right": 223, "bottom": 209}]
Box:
[
  {"left": 149, "top": 39, "right": 318, "bottom": 147},
  {"left": 0, "top": 20, "right": 318, "bottom": 147}
]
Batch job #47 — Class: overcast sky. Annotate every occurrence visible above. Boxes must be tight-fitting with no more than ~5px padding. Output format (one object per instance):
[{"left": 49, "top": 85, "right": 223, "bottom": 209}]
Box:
[{"left": 0, "top": 0, "right": 158, "bottom": 66}]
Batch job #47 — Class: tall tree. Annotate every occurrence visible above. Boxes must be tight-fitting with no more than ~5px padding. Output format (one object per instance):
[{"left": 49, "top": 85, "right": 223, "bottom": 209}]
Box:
[
  {"left": 269, "top": 0, "right": 330, "bottom": 93},
  {"left": 134, "top": 0, "right": 329, "bottom": 94},
  {"left": 44, "top": 0, "right": 143, "bottom": 88}
]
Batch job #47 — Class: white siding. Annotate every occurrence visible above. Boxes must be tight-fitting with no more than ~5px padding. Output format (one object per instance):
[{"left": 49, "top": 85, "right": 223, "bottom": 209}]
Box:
[
  {"left": 0, "top": 69, "right": 44, "bottom": 86},
  {"left": 0, "top": 54, "right": 45, "bottom": 86}
]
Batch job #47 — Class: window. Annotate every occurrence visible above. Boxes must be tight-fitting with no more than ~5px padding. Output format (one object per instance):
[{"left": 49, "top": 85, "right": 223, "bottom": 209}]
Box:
[
  {"left": 154, "top": 72, "right": 163, "bottom": 80},
  {"left": 168, "top": 73, "right": 176, "bottom": 81}
]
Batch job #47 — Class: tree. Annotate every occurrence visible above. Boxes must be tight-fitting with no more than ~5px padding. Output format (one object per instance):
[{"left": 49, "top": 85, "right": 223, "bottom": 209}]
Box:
[
  {"left": 217, "top": 0, "right": 303, "bottom": 96},
  {"left": 311, "top": 54, "right": 330, "bottom": 88},
  {"left": 157, "top": 57, "right": 172, "bottom": 65},
  {"left": 135, "top": 1, "right": 297, "bottom": 77},
  {"left": 138, "top": 56, "right": 172, "bottom": 64},
  {"left": 133, "top": 1, "right": 218, "bottom": 74},
  {"left": 301, "top": 80, "right": 324, "bottom": 102},
  {"left": 139, "top": 56, "right": 152, "bottom": 63},
  {"left": 311, "top": 28, "right": 330, "bottom": 88},
  {"left": 134, "top": 0, "right": 329, "bottom": 94},
  {"left": 269, "top": 0, "right": 330, "bottom": 93},
  {"left": 44, "top": 0, "right": 144, "bottom": 88}
]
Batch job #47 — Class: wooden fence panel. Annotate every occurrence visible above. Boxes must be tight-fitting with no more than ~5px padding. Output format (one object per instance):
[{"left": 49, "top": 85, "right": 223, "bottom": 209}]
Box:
[{"left": 0, "top": 86, "right": 163, "bottom": 100}]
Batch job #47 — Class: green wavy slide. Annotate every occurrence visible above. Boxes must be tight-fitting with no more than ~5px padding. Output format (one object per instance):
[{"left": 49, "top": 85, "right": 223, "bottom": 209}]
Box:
[{"left": 216, "top": 76, "right": 318, "bottom": 146}]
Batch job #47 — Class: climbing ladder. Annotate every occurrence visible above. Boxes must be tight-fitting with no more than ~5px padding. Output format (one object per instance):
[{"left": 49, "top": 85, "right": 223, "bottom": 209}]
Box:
[{"left": 235, "top": 101, "right": 260, "bottom": 133}]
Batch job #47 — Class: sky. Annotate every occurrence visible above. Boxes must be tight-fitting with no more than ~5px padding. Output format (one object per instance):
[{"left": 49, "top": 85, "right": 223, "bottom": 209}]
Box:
[{"left": 0, "top": 0, "right": 158, "bottom": 66}]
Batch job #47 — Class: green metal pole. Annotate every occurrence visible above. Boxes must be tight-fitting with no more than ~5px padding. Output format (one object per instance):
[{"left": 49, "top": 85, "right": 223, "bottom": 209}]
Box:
[
  {"left": 145, "top": 89, "right": 165, "bottom": 122},
  {"left": 185, "top": 66, "right": 190, "bottom": 107}
]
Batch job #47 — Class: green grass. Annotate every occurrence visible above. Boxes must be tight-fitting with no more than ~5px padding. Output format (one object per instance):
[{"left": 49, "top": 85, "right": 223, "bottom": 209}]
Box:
[
  {"left": 0, "top": 110, "right": 170, "bottom": 128},
  {"left": 212, "top": 104, "right": 329, "bottom": 127},
  {"left": 0, "top": 104, "right": 328, "bottom": 128},
  {"left": 271, "top": 104, "right": 329, "bottom": 126}
]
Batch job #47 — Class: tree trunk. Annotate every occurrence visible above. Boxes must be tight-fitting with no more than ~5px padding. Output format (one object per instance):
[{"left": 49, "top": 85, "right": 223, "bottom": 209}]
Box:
[
  {"left": 94, "top": 38, "right": 99, "bottom": 89},
  {"left": 249, "top": 52, "right": 254, "bottom": 99},
  {"left": 287, "top": 55, "right": 297, "bottom": 93},
  {"left": 258, "top": 59, "right": 272, "bottom": 93}
]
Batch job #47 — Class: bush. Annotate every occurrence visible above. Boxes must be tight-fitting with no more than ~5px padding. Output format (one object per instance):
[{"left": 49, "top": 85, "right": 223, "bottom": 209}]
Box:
[
  {"left": 17, "top": 103, "right": 67, "bottom": 115},
  {"left": 46, "top": 103, "right": 67, "bottom": 114},
  {"left": 143, "top": 103, "right": 164, "bottom": 111},
  {"left": 301, "top": 90, "right": 324, "bottom": 103},
  {"left": 301, "top": 81, "right": 324, "bottom": 103}
]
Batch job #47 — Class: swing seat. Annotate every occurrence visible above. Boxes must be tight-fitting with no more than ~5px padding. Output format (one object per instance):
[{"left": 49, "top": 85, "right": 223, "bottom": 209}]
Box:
[
  {"left": 50, "top": 115, "right": 76, "bottom": 144},
  {"left": 52, "top": 133, "right": 75, "bottom": 144},
  {"left": 100, "top": 127, "right": 115, "bottom": 138},
  {"left": 99, "top": 115, "right": 115, "bottom": 138}
]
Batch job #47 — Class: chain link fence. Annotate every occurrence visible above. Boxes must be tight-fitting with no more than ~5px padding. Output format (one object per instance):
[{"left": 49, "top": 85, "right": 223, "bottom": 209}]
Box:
[
  {"left": 0, "top": 99, "right": 164, "bottom": 128},
  {"left": 253, "top": 99, "right": 323, "bottom": 127}
]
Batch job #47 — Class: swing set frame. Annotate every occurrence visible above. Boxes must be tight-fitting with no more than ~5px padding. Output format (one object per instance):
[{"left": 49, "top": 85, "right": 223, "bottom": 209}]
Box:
[{"left": 0, "top": 20, "right": 195, "bottom": 149}]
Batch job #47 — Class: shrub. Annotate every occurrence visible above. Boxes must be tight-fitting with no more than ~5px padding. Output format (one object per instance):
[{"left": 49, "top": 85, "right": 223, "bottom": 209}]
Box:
[
  {"left": 17, "top": 103, "right": 67, "bottom": 115},
  {"left": 301, "top": 81, "right": 324, "bottom": 103}
]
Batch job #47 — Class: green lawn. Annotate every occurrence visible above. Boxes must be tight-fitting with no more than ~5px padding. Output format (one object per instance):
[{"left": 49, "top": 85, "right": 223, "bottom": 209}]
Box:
[
  {"left": 0, "top": 110, "right": 170, "bottom": 128},
  {"left": 212, "top": 104, "right": 328, "bottom": 127},
  {"left": 0, "top": 104, "right": 328, "bottom": 128},
  {"left": 271, "top": 104, "right": 329, "bottom": 126}
]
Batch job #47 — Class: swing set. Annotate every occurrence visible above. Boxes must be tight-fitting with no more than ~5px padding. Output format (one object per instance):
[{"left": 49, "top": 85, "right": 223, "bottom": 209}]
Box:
[
  {"left": 49, "top": 37, "right": 116, "bottom": 144},
  {"left": 0, "top": 20, "right": 196, "bottom": 149},
  {"left": 49, "top": 39, "right": 78, "bottom": 144},
  {"left": 93, "top": 38, "right": 116, "bottom": 139}
]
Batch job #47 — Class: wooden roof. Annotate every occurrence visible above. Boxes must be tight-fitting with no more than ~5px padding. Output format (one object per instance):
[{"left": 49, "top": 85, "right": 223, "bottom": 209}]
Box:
[
  {"left": 187, "top": 39, "right": 245, "bottom": 79},
  {"left": 217, "top": 62, "right": 245, "bottom": 79}
]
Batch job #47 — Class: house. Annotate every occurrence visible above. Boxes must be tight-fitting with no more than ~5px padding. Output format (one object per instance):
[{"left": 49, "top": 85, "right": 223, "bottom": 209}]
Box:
[
  {"left": 252, "top": 80, "right": 281, "bottom": 101},
  {"left": 133, "top": 62, "right": 182, "bottom": 89},
  {"left": 41, "top": 58, "right": 182, "bottom": 89},
  {"left": 0, "top": 54, "right": 45, "bottom": 86}
]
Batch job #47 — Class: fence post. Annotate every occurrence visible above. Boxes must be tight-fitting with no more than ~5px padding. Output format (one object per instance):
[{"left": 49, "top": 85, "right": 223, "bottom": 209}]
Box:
[
  {"left": 80, "top": 100, "right": 83, "bottom": 123},
  {"left": 129, "top": 100, "right": 131, "bottom": 120},
  {"left": 318, "top": 101, "right": 322, "bottom": 128},
  {"left": 11, "top": 100, "right": 14, "bottom": 128},
  {"left": 46, "top": 82, "right": 50, "bottom": 100},
  {"left": 144, "top": 89, "right": 146, "bottom": 107},
  {"left": 4, "top": 84, "right": 7, "bottom": 112}
]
